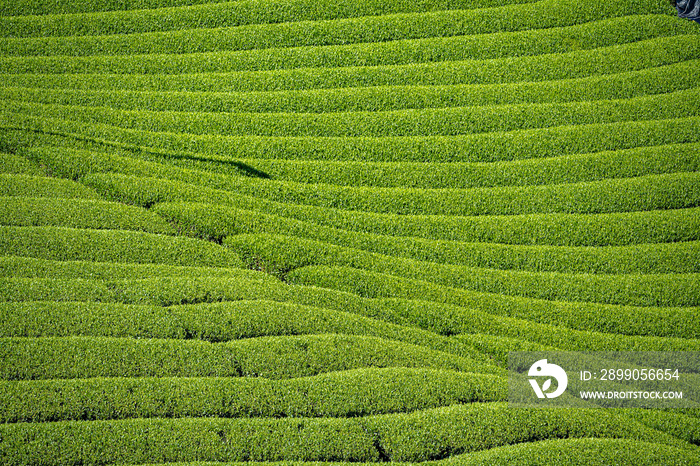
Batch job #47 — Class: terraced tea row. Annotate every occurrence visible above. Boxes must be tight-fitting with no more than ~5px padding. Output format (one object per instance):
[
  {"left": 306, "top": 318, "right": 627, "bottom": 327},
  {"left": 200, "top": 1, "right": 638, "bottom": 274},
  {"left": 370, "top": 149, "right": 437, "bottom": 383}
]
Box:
[
  {"left": 0, "top": 404, "right": 693, "bottom": 463},
  {"left": 6, "top": 229, "right": 698, "bottom": 278},
  {"left": 0, "top": 197, "right": 174, "bottom": 233},
  {"left": 27, "top": 141, "right": 700, "bottom": 191},
  {"left": 195, "top": 227, "right": 700, "bottom": 275},
  {"left": 9, "top": 175, "right": 700, "bottom": 250},
  {"left": 24, "top": 139, "right": 700, "bottom": 189},
  {"left": 0, "top": 0, "right": 232, "bottom": 17},
  {"left": 0, "top": 0, "right": 675, "bottom": 59},
  {"left": 445, "top": 439, "right": 700, "bottom": 465},
  {"left": 90, "top": 175, "right": 700, "bottom": 245},
  {"left": 3, "top": 35, "right": 698, "bottom": 93},
  {"left": 0, "top": 173, "right": 98, "bottom": 199},
  {"left": 2, "top": 16, "right": 695, "bottom": 75},
  {"left": 220, "top": 233, "right": 700, "bottom": 307},
  {"left": 7, "top": 88, "right": 700, "bottom": 139},
  {"left": 239, "top": 143, "right": 700, "bottom": 188},
  {"left": 0, "top": 334, "right": 497, "bottom": 380},
  {"left": 0, "top": 299, "right": 488, "bottom": 362},
  {"left": 111, "top": 170, "right": 700, "bottom": 216},
  {"left": 0, "top": 0, "right": 535, "bottom": 38},
  {"left": 0, "top": 153, "right": 43, "bottom": 175},
  {"left": 7, "top": 153, "right": 699, "bottom": 278},
  {"left": 1, "top": 274, "right": 698, "bottom": 343},
  {"left": 4, "top": 60, "right": 699, "bottom": 114},
  {"left": 0, "top": 368, "right": 504, "bottom": 422},
  {"left": 0, "top": 256, "right": 269, "bottom": 280},
  {"left": 23, "top": 150, "right": 700, "bottom": 216},
  {"left": 6, "top": 111, "right": 698, "bottom": 163},
  {"left": 0, "top": 226, "right": 244, "bottom": 267},
  {"left": 283, "top": 267, "right": 700, "bottom": 342}
]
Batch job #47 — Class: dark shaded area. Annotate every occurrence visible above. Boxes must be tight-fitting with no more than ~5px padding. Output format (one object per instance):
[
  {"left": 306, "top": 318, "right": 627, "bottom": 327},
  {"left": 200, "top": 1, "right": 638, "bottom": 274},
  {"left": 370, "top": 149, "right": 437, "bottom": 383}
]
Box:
[
  {"left": 373, "top": 437, "right": 391, "bottom": 462},
  {"left": 0, "top": 125, "right": 271, "bottom": 180},
  {"left": 135, "top": 146, "right": 271, "bottom": 180}
]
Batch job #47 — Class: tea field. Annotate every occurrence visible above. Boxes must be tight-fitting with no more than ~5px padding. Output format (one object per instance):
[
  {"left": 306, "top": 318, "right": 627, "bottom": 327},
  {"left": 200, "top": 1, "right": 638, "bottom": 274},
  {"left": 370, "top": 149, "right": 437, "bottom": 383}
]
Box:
[{"left": 0, "top": 0, "right": 699, "bottom": 464}]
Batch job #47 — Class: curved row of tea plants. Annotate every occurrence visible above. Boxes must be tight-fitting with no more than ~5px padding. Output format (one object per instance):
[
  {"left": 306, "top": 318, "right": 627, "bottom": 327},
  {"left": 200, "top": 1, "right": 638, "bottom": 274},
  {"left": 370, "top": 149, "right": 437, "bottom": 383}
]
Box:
[
  {"left": 6, "top": 88, "right": 700, "bottom": 139},
  {"left": 0, "top": 0, "right": 538, "bottom": 38},
  {"left": 0, "top": 403, "right": 693, "bottom": 464},
  {"left": 0, "top": 0, "right": 672, "bottom": 58},
  {"left": 2, "top": 35, "right": 698, "bottom": 93},
  {"left": 2, "top": 60, "right": 699, "bottom": 115}
]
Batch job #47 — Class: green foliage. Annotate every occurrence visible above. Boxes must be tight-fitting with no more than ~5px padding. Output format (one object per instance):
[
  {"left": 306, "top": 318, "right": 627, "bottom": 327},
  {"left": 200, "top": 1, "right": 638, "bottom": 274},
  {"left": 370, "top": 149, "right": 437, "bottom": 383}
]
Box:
[
  {"left": 0, "top": 153, "right": 43, "bottom": 175},
  {"left": 0, "top": 173, "right": 99, "bottom": 199},
  {"left": 0, "top": 255, "right": 270, "bottom": 280},
  {"left": 0, "top": 416, "right": 380, "bottom": 464},
  {"left": 17, "top": 148, "right": 700, "bottom": 271},
  {"left": 0, "top": 404, "right": 694, "bottom": 465},
  {"left": 17, "top": 148, "right": 700, "bottom": 254},
  {"left": 23, "top": 153, "right": 700, "bottom": 216},
  {"left": 116, "top": 439, "right": 700, "bottom": 465},
  {"left": 364, "top": 403, "right": 693, "bottom": 461},
  {"left": 453, "top": 334, "right": 556, "bottom": 366},
  {"left": 2, "top": 16, "right": 696, "bottom": 75},
  {"left": 0, "top": 226, "right": 243, "bottom": 267},
  {"left": 7, "top": 110, "right": 700, "bottom": 163},
  {"left": 3, "top": 61, "right": 699, "bottom": 116},
  {"left": 1, "top": 274, "right": 696, "bottom": 349},
  {"left": 0, "top": 0, "right": 671, "bottom": 57},
  {"left": 242, "top": 142, "right": 700, "bottom": 188},
  {"left": 19, "top": 143, "right": 700, "bottom": 224},
  {"left": 0, "top": 334, "right": 494, "bottom": 380},
  {"left": 0, "top": 0, "right": 229, "bottom": 17},
  {"left": 28, "top": 144, "right": 700, "bottom": 213},
  {"left": 6, "top": 90, "right": 700, "bottom": 150},
  {"left": 286, "top": 266, "right": 700, "bottom": 340},
  {"left": 151, "top": 196, "right": 700, "bottom": 247},
  {"left": 441, "top": 438, "right": 700, "bottom": 465},
  {"left": 0, "top": 275, "right": 277, "bottom": 305},
  {"left": 0, "top": 368, "right": 505, "bottom": 422},
  {"left": 623, "top": 409, "right": 700, "bottom": 446},
  {"left": 0, "top": 277, "right": 113, "bottom": 303},
  {"left": 2, "top": 34, "right": 698, "bottom": 93},
  {"left": 0, "top": 299, "right": 491, "bottom": 363},
  {"left": 1, "top": 0, "right": 698, "bottom": 462},
  {"left": 0, "top": 0, "right": 534, "bottom": 38},
  {"left": 0, "top": 197, "right": 174, "bottom": 233},
  {"left": 222, "top": 233, "right": 700, "bottom": 307},
  {"left": 145, "top": 169, "right": 700, "bottom": 216}
]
